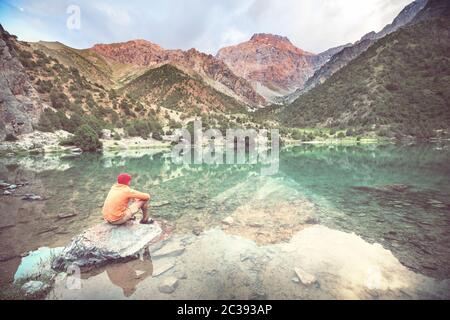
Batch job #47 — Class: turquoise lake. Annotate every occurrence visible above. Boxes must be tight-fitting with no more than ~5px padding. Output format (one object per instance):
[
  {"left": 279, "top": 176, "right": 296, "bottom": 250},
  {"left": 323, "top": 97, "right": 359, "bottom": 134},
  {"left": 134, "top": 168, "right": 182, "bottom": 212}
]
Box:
[{"left": 0, "top": 143, "right": 449, "bottom": 286}]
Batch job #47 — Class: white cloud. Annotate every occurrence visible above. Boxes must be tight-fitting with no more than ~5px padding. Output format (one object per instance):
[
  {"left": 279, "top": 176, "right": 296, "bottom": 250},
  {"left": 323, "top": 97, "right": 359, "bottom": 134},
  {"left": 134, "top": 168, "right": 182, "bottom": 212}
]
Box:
[
  {"left": 220, "top": 28, "right": 248, "bottom": 48},
  {"left": 242, "top": 0, "right": 412, "bottom": 53},
  {"left": 0, "top": 0, "right": 415, "bottom": 53}
]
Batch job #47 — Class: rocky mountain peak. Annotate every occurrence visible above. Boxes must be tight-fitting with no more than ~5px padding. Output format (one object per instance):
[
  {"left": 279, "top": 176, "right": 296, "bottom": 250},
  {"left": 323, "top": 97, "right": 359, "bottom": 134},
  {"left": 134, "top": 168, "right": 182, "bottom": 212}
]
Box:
[
  {"left": 93, "top": 39, "right": 163, "bottom": 49},
  {"left": 248, "top": 33, "right": 313, "bottom": 56},
  {"left": 184, "top": 47, "right": 210, "bottom": 58},
  {"left": 250, "top": 33, "right": 291, "bottom": 44},
  {"left": 216, "top": 33, "right": 320, "bottom": 100},
  {"left": 90, "top": 39, "right": 166, "bottom": 65}
]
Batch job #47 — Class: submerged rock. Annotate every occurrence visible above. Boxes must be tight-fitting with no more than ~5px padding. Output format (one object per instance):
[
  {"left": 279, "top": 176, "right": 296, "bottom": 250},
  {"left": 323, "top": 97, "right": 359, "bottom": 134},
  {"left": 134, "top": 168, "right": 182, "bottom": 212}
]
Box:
[
  {"left": 192, "top": 227, "right": 203, "bottom": 236},
  {"left": 302, "top": 215, "right": 320, "bottom": 225},
  {"left": 0, "top": 182, "right": 10, "bottom": 189},
  {"left": 222, "top": 217, "right": 234, "bottom": 225},
  {"left": 152, "top": 241, "right": 185, "bottom": 259},
  {"left": 0, "top": 182, "right": 29, "bottom": 194},
  {"left": 0, "top": 253, "right": 19, "bottom": 262},
  {"left": 158, "top": 276, "right": 179, "bottom": 294},
  {"left": 0, "top": 221, "right": 15, "bottom": 230},
  {"left": 22, "top": 193, "right": 43, "bottom": 201},
  {"left": 427, "top": 199, "right": 446, "bottom": 208},
  {"left": 152, "top": 258, "right": 176, "bottom": 277},
  {"left": 294, "top": 267, "right": 317, "bottom": 286},
  {"left": 52, "top": 220, "right": 162, "bottom": 271},
  {"left": 57, "top": 212, "right": 78, "bottom": 219}
]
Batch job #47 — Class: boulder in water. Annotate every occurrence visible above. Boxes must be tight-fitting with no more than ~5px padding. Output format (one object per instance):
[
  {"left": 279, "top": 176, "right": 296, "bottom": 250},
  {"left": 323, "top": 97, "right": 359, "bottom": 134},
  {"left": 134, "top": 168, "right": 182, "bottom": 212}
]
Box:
[
  {"left": 222, "top": 216, "right": 234, "bottom": 225},
  {"left": 152, "top": 240, "right": 185, "bottom": 259},
  {"left": 158, "top": 276, "right": 179, "bottom": 294},
  {"left": 22, "top": 193, "right": 43, "bottom": 201},
  {"left": 52, "top": 220, "right": 162, "bottom": 271},
  {"left": 294, "top": 267, "right": 317, "bottom": 286}
]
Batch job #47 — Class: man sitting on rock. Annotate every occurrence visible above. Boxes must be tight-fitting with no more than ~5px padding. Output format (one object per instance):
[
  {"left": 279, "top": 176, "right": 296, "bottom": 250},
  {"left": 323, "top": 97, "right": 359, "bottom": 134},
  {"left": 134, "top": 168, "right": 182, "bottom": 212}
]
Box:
[{"left": 102, "top": 173, "right": 153, "bottom": 225}]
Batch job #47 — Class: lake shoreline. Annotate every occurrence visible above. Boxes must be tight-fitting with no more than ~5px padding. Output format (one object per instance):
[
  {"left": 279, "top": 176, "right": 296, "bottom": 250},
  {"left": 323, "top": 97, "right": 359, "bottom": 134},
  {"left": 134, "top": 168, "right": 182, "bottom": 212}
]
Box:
[
  {"left": 0, "top": 130, "right": 173, "bottom": 157},
  {"left": 3, "top": 129, "right": 450, "bottom": 157},
  {"left": 5, "top": 222, "right": 450, "bottom": 300}
]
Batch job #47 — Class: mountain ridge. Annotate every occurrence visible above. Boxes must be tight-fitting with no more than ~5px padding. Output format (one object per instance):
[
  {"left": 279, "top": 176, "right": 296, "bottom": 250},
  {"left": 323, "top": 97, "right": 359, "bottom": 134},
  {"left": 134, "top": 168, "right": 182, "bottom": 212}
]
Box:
[
  {"left": 283, "top": 0, "right": 428, "bottom": 104},
  {"left": 1, "top": 0, "right": 448, "bottom": 142},
  {"left": 279, "top": 3, "right": 450, "bottom": 138},
  {"left": 90, "top": 40, "right": 266, "bottom": 108},
  {"left": 216, "top": 33, "right": 335, "bottom": 102}
]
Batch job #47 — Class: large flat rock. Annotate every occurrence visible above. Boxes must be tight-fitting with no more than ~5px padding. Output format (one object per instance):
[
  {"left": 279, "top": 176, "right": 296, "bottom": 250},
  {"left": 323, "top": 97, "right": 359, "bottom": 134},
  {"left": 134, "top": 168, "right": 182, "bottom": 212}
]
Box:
[{"left": 52, "top": 221, "right": 162, "bottom": 271}]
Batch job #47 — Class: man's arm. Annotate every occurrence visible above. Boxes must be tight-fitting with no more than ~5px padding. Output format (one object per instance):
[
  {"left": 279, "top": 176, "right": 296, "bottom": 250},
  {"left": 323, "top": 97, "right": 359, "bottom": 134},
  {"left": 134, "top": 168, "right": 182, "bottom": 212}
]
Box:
[{"left": 128, "top": 188, "right": 151, "bottom": 201}]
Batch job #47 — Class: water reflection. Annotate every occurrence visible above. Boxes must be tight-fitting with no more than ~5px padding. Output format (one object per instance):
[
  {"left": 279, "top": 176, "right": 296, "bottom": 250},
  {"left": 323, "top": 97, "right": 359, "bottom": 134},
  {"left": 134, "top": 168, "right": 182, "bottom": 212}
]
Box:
[
  {"left": 279, "top": 144, "right": 450, "bottom": 278},
  {"left": 84, "top": 254, "right": 153, "bottom": 297},
  {"left": 0, "top": 143, "right": 449, "bottom": 286}
]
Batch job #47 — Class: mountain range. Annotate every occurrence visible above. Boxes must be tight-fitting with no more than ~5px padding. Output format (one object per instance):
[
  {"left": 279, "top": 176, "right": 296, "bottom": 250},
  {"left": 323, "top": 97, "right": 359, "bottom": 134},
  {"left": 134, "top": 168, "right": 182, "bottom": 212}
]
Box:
[
  {"left": 283, "top": 0, "right": 428, "bottom": 104},
  {"left": 216, "top": 33, "right": 350, "bottom": 102},
  {"left": 0, "top": 0, "right": 449, "bottom": 141},
  {"left": 279, "top": 0, "right": 450, "bottom": 138}
]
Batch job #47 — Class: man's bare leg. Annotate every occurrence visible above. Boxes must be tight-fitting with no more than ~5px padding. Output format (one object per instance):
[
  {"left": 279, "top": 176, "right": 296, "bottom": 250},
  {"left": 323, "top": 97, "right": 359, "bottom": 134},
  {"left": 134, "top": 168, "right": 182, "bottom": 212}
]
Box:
[
  {"left": 141, "top": 200, "right": 149, "bottom": 222},
  {"left": 135, "top": 200, "right": 152, "bottom": 223}
]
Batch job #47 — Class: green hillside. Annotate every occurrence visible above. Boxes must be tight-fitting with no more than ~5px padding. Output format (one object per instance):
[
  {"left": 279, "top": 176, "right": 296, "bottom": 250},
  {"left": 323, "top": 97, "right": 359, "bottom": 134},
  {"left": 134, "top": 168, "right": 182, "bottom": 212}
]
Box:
[
  {"left": 123, "top": 64, "right": 245, "bottom": 114},
  {"left": 31, "top": 41, "right": 114, "bottom": 87},
  {"left": 280, "top": 17, "right": 450, "bottom": 139}
]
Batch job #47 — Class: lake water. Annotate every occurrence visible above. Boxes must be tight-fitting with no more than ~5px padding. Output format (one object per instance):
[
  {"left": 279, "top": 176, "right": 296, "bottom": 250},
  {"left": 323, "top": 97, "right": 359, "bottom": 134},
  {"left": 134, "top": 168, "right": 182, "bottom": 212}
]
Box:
[{"left": 1, "top": 143, "right": 449, "bottom": 287}]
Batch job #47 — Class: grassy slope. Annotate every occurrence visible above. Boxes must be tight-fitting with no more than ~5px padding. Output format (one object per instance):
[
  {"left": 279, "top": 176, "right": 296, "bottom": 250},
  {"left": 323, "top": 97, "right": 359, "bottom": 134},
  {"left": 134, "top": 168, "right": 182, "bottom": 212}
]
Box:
[
  {"left": 31, "top": 41, "right": 114, "bottom": 88},
  {"left": 12, "top": 40, "right": 255, "bottom": 141},
  {"left": 122, "top": 64, "right": 246, "bottom": 114},
  {"left": 280, "top": 17, "right": 450, "bottom": 138}
]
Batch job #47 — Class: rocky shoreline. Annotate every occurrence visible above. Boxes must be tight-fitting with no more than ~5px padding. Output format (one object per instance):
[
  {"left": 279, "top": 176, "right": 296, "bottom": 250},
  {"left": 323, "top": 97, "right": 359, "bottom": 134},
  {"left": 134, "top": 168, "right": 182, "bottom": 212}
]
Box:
[
  {"left": 4, "top": 129, "right": 447, "bottom": 157},
  {"left": 11, "top": 219, "right": 450, "bottom": 300},
  {"left": 0, "top": 130, "right": 80, "bottom": 155},
  {"left": 0, "top": 129, "right": 172, "bottom": 156}
]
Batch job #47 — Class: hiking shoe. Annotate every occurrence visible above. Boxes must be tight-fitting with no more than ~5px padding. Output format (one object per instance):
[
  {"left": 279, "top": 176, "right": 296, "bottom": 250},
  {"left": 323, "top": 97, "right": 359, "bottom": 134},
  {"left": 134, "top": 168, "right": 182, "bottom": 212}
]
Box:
[{"left": 140, "top": 218, "right": 154, "bottom": 225}]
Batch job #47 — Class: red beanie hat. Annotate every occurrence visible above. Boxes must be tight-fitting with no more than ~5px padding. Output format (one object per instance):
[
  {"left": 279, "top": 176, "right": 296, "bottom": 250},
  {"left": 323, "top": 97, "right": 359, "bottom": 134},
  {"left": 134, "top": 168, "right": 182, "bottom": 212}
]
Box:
[{"left": 117, "top": 173, "right": 132, "bottom": 185}]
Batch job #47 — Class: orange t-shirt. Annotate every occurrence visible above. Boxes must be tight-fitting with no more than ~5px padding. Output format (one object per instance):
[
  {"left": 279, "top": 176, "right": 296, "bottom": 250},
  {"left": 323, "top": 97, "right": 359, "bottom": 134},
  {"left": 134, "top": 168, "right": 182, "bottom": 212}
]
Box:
[{"left": 102, "top": 183, "right": 150, "bottom": 222}]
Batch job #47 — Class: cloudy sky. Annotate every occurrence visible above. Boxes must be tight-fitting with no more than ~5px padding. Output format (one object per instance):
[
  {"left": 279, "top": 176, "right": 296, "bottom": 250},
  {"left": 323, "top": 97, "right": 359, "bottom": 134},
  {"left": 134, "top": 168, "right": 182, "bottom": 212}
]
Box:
[{"left": 0, "top": 0, "right": 413, "bottom": 54}]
